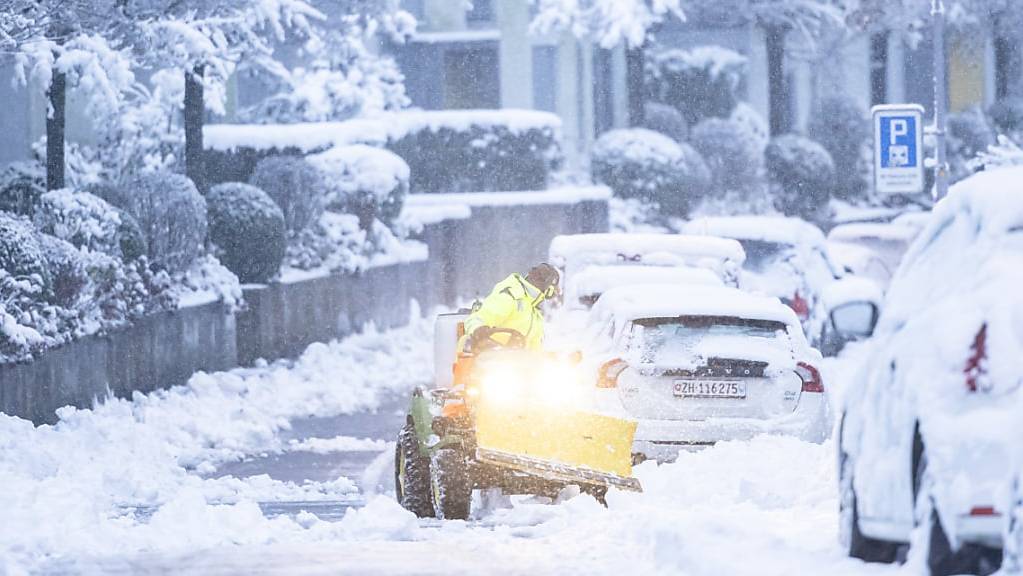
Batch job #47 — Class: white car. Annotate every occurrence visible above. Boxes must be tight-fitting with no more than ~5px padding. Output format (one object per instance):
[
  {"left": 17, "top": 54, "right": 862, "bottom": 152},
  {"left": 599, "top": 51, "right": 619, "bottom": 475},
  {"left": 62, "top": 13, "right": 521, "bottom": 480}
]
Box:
[
  {"left": 585, "top": 284, "right": 829, "bottom": 462},
  {"left": 567, "top": 265, "right": 722, "bottom": 310},
  {"left": 680, "top": 216, "right": 841, "bottom": 345},
  {"left": 548, "top": 233, "right": 746, "bottom": 292},
  {"left": 838, "top": 167, "right": 1023, "bottom": 575},
  {"left": 827, "top": 222, "right": 920, "bottom": 291}
]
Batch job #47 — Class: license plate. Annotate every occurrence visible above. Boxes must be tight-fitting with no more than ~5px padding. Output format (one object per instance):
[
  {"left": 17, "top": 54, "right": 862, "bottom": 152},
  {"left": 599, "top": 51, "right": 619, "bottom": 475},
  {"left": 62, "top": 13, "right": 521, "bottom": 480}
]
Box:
[{"left": 673, "top": 380, "right": 746, "bottom": 399}]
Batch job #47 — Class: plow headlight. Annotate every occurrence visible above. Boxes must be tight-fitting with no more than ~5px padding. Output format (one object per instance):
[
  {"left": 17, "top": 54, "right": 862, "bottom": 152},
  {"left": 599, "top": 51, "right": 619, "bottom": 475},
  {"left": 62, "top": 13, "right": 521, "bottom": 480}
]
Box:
[{"left": 477, "top": 359, "right": 583, "bottom": 407}]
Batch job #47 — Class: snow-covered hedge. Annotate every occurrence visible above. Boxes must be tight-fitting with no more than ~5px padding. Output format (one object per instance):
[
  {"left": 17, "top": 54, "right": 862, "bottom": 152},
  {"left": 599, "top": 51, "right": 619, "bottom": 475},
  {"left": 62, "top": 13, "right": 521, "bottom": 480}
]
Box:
[
  {"left": 37, "top": 234, "right": 88, "bottom": 308},
  {"left": 591, "top": 128, "right": 710, "bottom": 217},
  {"left": 691, "top": 118, "right": 763, "bottom": 196},
  {"left": 33, "top": 189, "right": 148, "bottom": 261},
  {"left": 640, "top": 102, "right": 688, "bottom": 142},
  {"left": 807, "top": 96, "right": 869, "bottom": 201},
  {"left": 645, "top": 46, "right": 746, "bottom": 127},
  {"left": 248, "top": 156, "right": 325, "bottom": 234},
  {"left": 0, "top": 212, "right": 50, "bottom": 290},
  {"left": 765, "top": 135, "right": 834, "bottom": 221},
  {"left": 307, "top": 145, "right": 409, "bottom": 229},
  {"left": 97, "top": 173, "right": 207, "bottom": 274},
  {"left": 206, "top": 183, "right": 287, "bottom": 284},
  {"left": 0, "top": 162, "right": 46, "bottom": 217}
]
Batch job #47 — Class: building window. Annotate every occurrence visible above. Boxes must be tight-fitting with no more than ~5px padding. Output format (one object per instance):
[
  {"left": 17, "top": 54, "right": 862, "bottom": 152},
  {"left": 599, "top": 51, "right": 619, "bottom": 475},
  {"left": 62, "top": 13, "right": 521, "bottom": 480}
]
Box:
[
  {"left": 444, "top": 47, "right": 500, "bottom": 109},
  {"left": 467, "top": 0, "right": 494, "bottom": 25},
  {"left": 532, "top": 46, "right": 559, "bottom": 113},
  {"left": 870, "top": 32, "right": 889, "bottom": 106}
]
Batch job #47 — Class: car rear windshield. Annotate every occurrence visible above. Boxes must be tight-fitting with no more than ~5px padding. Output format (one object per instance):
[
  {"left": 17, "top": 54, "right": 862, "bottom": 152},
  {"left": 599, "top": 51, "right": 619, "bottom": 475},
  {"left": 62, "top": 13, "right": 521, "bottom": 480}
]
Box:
[
  {"left": 632, "top": 316, "right": 789, "bottom": 363},
  {"left": 736, "top": 240, "right": 792, "bottom": 272}
]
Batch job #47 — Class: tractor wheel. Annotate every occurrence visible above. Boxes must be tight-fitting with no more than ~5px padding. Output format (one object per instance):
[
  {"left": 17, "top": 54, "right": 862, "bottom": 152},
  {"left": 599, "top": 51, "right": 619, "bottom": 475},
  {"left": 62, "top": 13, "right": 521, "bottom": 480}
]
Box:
[
  {"left": 431, "top": 448, "right": 472, "bottom": 520},
  {"left": 395, "top": 423, "right": 434, "bottom": 518}
]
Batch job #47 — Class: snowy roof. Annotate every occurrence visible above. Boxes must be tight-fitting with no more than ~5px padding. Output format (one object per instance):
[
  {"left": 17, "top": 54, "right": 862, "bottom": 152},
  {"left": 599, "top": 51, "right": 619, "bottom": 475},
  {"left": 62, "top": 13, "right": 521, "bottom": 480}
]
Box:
[
  {"left": 403, "top": 186, "right": 611, "bottom": 208},
  {"left": 591, "top": 284, "right": 800, "bottom": 327},
  {"left": 571, "top": 265, "right": 722, "bottom": 297},
  {"left": 681, "top": 216, "right": 826, "bottom": 248},
  {"left": 204, "top": 109, "right": 562, "bottom": 153},
  {"left": 548, "top": 233, "right": 746, "bottom": 269},
  {"left": 827, "top": 223, "right": 919, "bottom": 244},
  {"left": 410, "top": 30, "right": 502, "bottom": 44}
]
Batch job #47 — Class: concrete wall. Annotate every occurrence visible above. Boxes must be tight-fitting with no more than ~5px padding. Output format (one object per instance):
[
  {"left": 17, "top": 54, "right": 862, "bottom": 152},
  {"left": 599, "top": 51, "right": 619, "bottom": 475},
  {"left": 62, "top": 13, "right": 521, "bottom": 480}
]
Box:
[{"left": 0, "top": 197, "right": 608, "bottom": 424}]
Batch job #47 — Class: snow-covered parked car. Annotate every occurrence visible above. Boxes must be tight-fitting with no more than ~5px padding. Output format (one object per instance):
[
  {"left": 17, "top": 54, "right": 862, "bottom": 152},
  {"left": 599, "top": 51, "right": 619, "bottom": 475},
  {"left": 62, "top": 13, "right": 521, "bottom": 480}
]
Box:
[
  {"left": 680, "top": 216, "right": 842, "bottom": 345},
  {"left": 548, "top": 233, "right": 746, "bottom": 294},
  {"left": 827, "top": 222, "right": 920, "bottom": 291},
  {"left": 837, "top": 167, "right": 1023, "bottom": 575},
  {"left": 567, "top": 265, "right": 722, "bottom": 309},
  {"left": 585, "top": 284, "right": 829, "bottom": 462}
]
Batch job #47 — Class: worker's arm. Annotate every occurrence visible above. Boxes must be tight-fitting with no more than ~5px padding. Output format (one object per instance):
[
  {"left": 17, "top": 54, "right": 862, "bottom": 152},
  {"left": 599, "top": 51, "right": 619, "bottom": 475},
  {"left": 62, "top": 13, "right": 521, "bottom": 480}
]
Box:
[{"left": 463, "top": 289, "right": 516, "bottom": 337}]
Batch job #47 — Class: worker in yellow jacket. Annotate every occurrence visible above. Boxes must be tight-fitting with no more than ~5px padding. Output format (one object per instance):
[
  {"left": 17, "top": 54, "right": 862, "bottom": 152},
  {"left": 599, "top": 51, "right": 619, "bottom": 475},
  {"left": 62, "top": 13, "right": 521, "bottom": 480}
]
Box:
[{"left": 463, "top": 263, "right": 560, "bottom": 352}]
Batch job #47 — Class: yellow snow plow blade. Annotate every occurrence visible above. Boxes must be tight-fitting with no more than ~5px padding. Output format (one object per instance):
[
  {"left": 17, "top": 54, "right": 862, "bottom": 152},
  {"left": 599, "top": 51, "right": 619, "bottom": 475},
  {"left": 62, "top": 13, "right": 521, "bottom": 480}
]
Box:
[{"left": 475, "top": 401, "right": 642, "bottom": 492}]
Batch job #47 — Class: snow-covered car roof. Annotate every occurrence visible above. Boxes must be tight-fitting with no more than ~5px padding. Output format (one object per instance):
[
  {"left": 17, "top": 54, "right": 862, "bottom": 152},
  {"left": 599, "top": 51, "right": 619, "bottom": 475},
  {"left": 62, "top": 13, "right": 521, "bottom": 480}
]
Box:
[
  {"left": 548, "top": 233, "right": 746, "bottom": 270},
  {"left": 681, "top": 216, "right": 826, "bottom": 249},
  {"left": 827, "top": 222, "right": 919, "bottom": 244},
  {"left": 889, "top": 210, "right": 933, "bottom": 232},
  {"left": 571, "top": 265, "right": 723, "bottom": 298},
  {"left": 591, "top": 284, "right": 801, "bottom": 327}
]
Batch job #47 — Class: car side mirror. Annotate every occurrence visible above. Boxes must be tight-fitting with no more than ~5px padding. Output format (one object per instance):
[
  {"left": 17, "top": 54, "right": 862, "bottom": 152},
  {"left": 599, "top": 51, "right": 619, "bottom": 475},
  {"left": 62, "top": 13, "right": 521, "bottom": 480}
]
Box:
[{"left": 830, "top": 301, "right": 879, "bottom": 338}]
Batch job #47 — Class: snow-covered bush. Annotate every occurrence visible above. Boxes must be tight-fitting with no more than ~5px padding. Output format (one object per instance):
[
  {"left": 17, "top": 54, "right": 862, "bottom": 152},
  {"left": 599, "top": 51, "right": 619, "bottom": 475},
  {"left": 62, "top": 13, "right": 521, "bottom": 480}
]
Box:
[
  {"left": 970, "top": 135, "right": 1023, "bottom": 172},
  {"left": 0, "top": 212, "right": 50, "bottom": 290},
  {"left": 37, "top": 234, "right": 88, "bottom": 308},
  {"left": 33, "top": 189, "right": 125, "bottom": 258},
  {"left": 948, "top": 106, "right": 995, "bottom": 183},
  {"left": 765, "top": 135, "right": 835, "bottom": 221},
  {"left": 387, "top": 111, "right": 562, "bottom": 194},
  {"left": 0, "top": 161, "right": 46, "bottom": 217},
  {"left": 97, "top": 172, "right": 207, "bottom": 274},
  {"left": 645, "top": 46, "right": 746, "bottom": 127},
  {"left": 248, "top": 156, "right": 326, "bottom": 234},
  {"left": 307, "top": 145, "right": 409, "bottom": 229},
  {"left": 206, "top": 183, "right": 286, "bottom": 283},
  {"left": 691, "top": 118, "right": 763, "bottom": 196},
  {"left": 591, "top": 128, "right": 711, "bottom": 217},
  {"left": 730, "top": 102, "right": 769, "bottom": 154},
  {"left": 807, "top": 96, "right": 869, "bottom": 201},
  {"left": 988, "top": 97, "right": 1023, "bottom": 142},
  {"left": 641, "top": 102, "right": 688, "bottom": 142}
]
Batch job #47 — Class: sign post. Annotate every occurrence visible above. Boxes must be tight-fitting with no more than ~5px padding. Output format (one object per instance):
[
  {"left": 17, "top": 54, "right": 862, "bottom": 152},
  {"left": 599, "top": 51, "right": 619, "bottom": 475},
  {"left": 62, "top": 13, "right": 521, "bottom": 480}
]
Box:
[{"left": 872, "top": 104, "right": 926, "bottom": 196}]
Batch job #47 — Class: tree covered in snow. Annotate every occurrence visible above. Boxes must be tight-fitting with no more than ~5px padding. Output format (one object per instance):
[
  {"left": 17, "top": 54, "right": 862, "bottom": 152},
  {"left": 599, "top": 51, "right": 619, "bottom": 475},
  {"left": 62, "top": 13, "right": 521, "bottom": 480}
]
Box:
[
  {"left": 690, "top": 118, "right": 763, "bottom": 197},
  {"left": 530, "top": 0, "right": 683, "bottom": 48},
  {"left": 641, "top": 102, "right": 688, "bottom": 142},
  {"left": 645, "top": 46, "right": 747, "bottom": 128},
  {"left": 592, "top": 128, "right": 710, "bottom": 217},
  {"left": 307, "top": 145, "right": 410, "bottom": 230},
  {"left": 807, "top": 96, "right": 869, "bottom": 202},
  {"left": 765, "top": 134, "right": 834, "bottom": 221},
  {"left": 206, "top": 183, "right": 286, "bottom": 283},
  {"left": 969, "top": 135, "right": 1023, "bottom": 172}
]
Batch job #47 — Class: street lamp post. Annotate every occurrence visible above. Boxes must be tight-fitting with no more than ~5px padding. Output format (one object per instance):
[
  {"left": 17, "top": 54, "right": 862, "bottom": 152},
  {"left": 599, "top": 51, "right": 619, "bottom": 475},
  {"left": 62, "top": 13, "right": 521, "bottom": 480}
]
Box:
[{"left": 932, "top": 0, "right": 949, "bottom": 201}]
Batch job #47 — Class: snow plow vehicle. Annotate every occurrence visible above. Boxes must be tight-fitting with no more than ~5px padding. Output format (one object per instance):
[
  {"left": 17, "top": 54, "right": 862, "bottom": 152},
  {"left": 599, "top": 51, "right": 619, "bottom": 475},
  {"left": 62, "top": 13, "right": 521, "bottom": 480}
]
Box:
[{"left": 395, "top": 311, "right": 642, "bottom": 520}]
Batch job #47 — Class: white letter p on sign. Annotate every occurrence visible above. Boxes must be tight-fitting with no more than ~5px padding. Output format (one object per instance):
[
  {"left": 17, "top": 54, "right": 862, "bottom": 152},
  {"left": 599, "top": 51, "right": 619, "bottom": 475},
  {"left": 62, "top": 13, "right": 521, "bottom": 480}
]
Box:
[{"left": 890, "top": 119, "right": 908, "bottom": 144}]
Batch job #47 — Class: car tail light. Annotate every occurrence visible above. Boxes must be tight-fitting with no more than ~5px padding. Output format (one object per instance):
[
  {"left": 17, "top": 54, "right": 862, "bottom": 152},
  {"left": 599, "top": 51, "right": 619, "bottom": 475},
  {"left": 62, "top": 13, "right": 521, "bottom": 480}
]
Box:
[
  {"left": 968, "top": 506, "right": 999, "bottom": 517},
  {"left": 796, "top": 362, "right": 824, "bottom": 393},
  {"left": 964, "top": 324, "right": 988, "bottom": 393},
  {"left": 787, "top": 292, "right": 810, "bottom": 320},
  {"left": 597, "top": 358, "right": 628, "bottom": 388}
]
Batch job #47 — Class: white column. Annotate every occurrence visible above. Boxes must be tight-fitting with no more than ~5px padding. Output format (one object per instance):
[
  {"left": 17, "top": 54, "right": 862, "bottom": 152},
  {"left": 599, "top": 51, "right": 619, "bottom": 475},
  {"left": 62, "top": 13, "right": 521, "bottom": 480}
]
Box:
[
  {"left": 610, "top": 44, "right": 629, "bottom": 129},
  {"left": 887, "top": 34, "right": 906, "bottom": 104},
  {"left": 496, "top": 0, "right": 533, "bottom": 108},
  {"left": 746, "top": 25, "right": 771, "bottom": 129}
]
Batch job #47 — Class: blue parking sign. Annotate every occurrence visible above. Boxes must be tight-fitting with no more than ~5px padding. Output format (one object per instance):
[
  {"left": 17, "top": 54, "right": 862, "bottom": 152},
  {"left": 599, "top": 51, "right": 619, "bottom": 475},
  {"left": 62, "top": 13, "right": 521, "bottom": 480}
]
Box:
[{"left": 873, "top": 105, "right": 925, "bottom": 195}]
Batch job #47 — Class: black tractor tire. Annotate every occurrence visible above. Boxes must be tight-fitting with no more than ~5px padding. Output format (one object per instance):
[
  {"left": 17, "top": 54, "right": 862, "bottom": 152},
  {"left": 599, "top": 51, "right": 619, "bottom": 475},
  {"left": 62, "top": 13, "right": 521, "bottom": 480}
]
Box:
[
  {"left": 840, "top": 445, "right": 899, "bottom": 563},
  {"left": 431, "top": 447, "right": 472, "bottom": 520},
  {"left": 395, "top": 423, "right": 434, "bottom": 518}
]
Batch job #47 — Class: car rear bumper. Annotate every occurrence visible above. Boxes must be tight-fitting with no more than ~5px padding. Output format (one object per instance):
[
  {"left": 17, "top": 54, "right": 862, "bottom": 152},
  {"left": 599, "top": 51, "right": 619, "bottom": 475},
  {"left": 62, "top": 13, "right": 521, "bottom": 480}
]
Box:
[{"left": 632, "top": 394, "right": 828, "bottom": 461}]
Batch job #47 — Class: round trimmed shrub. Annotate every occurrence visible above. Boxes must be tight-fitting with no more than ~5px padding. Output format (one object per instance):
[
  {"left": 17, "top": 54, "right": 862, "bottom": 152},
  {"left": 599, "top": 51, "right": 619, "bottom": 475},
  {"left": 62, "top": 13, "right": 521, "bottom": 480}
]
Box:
[
  {"left": 0, "top": 161, "right": 46, "bottom": 216},
  {"left": 591, "top": 128, "right": 711, "bottom": 217},
  {"left": 37, "top": 234, "right": 87, "bottom": 307},
  {"left": 114, "top": 209, "right": 147, "bottom": 262},
  {"left": 645, "top": 46, "right": 746, "bottom": 127},
  {"left": 34, "top": 189, "right": 123, "bottom": 256},
  {"left": 807, "top": 96, "right": 869, "bottom": 201},
  {"left": 248, "top": 156, "right": 325, "bottom": 234},
  {"left": 641, "top": 102, "right": 688, "bottom": 142},
  {"left": 691, "top": 118, "right": 763, "bottom": 195},
  {"left": 94, "top": 172, "right": 207, "bottom": 273},
  {"left": 0, "top": 212, "right": 50, "bottom": 290},
  {"left": 307, "top": 145, "right": 409, "bottom": 229},
  {"left": 988, "top": 97, "right": 1023, "bottom": 139},
  {"left": 765, "top": 134, "right": 835, "bottom": 221},
  {"left": 206, "top": 183, "right": 286, "bottom": 283}
]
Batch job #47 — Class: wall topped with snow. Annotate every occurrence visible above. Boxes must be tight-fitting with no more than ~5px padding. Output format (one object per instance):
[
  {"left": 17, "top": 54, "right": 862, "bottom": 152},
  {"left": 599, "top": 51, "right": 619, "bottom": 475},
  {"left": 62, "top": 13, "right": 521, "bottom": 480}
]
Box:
[{"left": 0, "top": 192, "right": 608, "bottom": 424}]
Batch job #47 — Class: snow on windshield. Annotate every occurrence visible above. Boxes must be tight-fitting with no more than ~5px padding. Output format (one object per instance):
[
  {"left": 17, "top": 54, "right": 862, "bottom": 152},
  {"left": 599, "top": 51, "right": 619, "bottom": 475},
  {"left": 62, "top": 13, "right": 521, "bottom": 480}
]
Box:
[{"left": 629, "top": 316, "right": 794, "bottom": 371}]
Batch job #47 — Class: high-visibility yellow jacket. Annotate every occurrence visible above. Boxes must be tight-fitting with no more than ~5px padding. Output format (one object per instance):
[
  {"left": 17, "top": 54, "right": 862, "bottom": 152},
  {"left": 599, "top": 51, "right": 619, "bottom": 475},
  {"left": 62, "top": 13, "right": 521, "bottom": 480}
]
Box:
[{"left": 463, "top": 273, "right": 545, "bottom": 351}]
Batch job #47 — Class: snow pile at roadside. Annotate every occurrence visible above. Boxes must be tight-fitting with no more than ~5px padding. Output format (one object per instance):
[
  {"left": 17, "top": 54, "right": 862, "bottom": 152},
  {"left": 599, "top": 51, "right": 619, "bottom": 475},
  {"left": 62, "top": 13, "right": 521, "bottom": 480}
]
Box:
[{"left": 0, "top": 311, "right": 433, "bottom": 571}]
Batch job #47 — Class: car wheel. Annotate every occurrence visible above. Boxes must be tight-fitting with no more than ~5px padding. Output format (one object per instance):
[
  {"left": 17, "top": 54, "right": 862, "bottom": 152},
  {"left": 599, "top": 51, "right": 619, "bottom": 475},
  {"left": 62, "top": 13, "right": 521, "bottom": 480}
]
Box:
[
  {"left": 915, "top": 435, "right": 1003, "bottom": 576},
  {"left": 431, "top": 447, "right": 472, "bottom": 520},
  {"left": 395, "top": 423, "right": 434, "bottom": 518},
  {"left": 840, "top": 447, "right": 899, "bottom": 563}
]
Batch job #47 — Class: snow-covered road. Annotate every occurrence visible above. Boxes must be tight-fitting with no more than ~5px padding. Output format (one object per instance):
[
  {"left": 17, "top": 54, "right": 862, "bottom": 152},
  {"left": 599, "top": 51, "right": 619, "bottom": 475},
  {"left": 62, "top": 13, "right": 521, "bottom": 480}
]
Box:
[{"left": 1, "top": 311, "right": 905, "bottom": 576}]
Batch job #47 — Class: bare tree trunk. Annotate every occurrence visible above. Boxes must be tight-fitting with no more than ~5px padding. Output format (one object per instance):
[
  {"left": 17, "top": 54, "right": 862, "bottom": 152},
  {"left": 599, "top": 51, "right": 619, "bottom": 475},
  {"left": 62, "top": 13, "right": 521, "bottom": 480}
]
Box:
[
  {"left": 184, "top": 64, "right": 206, "bottom": 193},
  {"left": 765, "top": 26, "right": 788, "bottom": 136},
  {"left": 626, "top": 45, "right": 646, "bottom": 127},
  {"left": 46, "top": 69, "right": 66, "bottom": 191}
]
